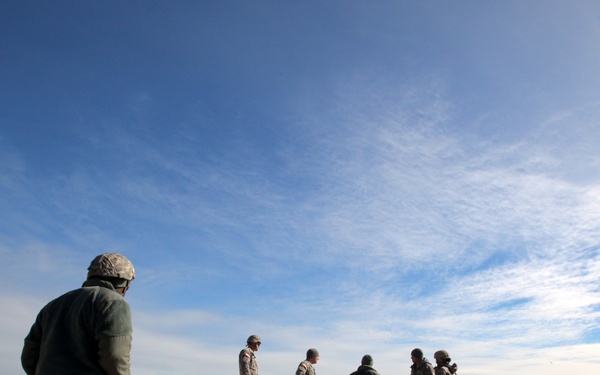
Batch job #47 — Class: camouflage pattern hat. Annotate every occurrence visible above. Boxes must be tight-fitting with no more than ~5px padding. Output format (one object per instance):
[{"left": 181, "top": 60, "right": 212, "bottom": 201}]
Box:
[
  {"left": 434, "top": 350, "right": 450, "bottom": 361},
  {"left": 247, "top": 335, "right": 262, "bottom": 344},
  {"left": 87, "top": 253, "right": 135, "bottom": 281},
  {"left": 361, "top": 354, "right": 373, "bottom": 366}
]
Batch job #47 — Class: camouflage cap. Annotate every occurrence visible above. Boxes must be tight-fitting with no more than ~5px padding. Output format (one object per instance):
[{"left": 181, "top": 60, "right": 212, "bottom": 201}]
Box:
[
  {"left": 247, "top": 335, "right": 261, "bottom": 344},
  {"left": 434, "top": 350, "right": 450, "bottom": 361},
  {"left": 87, "top": 253, "right": 135, "bottom": 281}
]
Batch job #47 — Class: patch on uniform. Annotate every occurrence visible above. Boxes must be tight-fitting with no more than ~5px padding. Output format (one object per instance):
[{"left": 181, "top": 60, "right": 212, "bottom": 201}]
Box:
[
  {"left": 300, "top": 363, "right": 307, "bottom": 369},
  {"left": 244, "top": 353, "right": 251, "bottom": 358}
]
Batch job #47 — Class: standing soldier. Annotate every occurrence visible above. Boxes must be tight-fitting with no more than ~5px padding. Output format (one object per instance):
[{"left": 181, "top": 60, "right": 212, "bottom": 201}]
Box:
[
  {"left": 410, "top": 348, "right": 435, "bottom": 375},
  {"left": 239, "top": 335, "right": 261, "bottom": 375},
  {"left": 296, "top": 348, "right": 319, "bottom": 375},
  {"left": 433, "top": 350, "right": 457, "bottom": 375},
  {"left": 21, "top": 253, "right": 136, "bottom": 375}
]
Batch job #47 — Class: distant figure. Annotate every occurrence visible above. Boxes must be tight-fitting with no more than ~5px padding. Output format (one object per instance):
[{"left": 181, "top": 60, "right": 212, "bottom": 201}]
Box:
[
  {"left": 239, "top": 335, "right": 261, "bottom": 375},
  {"left": 433, "top": 350, "right": 457, "bottom": 375},
  {"left": 350, "top": 354, "right": 380, "bottom": 375},
  {"left": 296, "top": 348, "right": 320, "bottom": 375},
  {"left": 21, "top": 253, "right": 136, "bottom": 375},
  {"left": 410, "top": 348, "right": 435, "bottom": 375}
]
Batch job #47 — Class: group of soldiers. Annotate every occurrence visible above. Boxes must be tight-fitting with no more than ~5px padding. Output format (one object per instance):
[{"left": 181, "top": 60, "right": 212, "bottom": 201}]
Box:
[
  {"left": 19, "top": 253, "right": 458, "bottom": 375},
  {"left": 239, "top": 335, "right": 322, "bottom": 375},
  {"left": 239, "top": 335, "right": 458, "bottom": 375},
  {"left": 409, "top": 348, "right": 458, "bottom": 375}
]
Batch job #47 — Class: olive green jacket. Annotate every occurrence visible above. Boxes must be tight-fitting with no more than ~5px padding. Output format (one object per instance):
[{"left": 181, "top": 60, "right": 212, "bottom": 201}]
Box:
[{"left": 21, "top": 279, "right": 133, "bottom": 375}]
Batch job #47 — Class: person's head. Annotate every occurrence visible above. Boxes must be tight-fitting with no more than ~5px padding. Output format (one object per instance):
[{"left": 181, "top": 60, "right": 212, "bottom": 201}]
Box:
[
  {"left": 361, "top": 354, "right": 373, "bottom": 366},
  {"left": 306, "top": 348, "right": 319, "bottom": 364},
  {"left": 434, "top": 350, "right": 451, "bottom": 365},
  {"left": 411, "top": 348, "right": 424, "bottom": 365},
  {"left": 247, "top": 335, "right": 262, "bottom": 351},
  {"left": 87, "top": 253, "right": 135, "bottom": 296}
]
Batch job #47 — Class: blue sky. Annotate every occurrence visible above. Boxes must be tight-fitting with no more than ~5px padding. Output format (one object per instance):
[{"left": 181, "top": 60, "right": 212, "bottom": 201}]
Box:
[{"left": 2, "top": 1, "right": 600, "bottom": 374}]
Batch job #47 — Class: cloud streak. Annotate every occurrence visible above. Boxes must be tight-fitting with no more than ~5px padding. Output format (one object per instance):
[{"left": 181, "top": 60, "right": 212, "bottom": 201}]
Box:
[{"left": 2, "top": 3, "right": 600, "bottom": 373}]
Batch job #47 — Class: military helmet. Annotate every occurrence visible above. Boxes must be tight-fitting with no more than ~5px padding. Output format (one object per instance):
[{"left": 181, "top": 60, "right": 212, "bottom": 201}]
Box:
[
  {"left": 434, "top": 350, "right": 450, "bottom": 361},
  {"left": 87, "top": 253, "right": 135, "bottom": 281},
  {"left": 247, "top": 335, "right": 261, "bottom": 344}
]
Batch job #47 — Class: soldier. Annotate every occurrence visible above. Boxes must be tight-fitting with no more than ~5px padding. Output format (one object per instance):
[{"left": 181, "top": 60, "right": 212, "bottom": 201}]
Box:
[
  {"left": 433, "top": 350, "right": 457, "bottom": 375},
  {"left": 21, "top": 253, "right": 136, "bottom": 375},
  {"left": 350, "top": 354, "right": 380, "bottom": 375},
  {"left": 239, "top": 335, "right": 261, "bottom": 375},
  {"left": 410, "top": 348, "right": 435, "bottom": 375},
  {"left": 296, "top": 348, "right": 319, "bottom": 375}
]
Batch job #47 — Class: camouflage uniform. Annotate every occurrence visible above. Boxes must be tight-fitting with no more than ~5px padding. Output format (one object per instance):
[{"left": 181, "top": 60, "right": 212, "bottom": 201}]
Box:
[
  {"left": 296, "top": 360, "right": 316, "bottom": 375},
  {"left": 410, "top": 358, "right": 435, "bottom": 375},
  {"left": 433, "top": 350, "right": 456, "bottom": 375},
  {"left": 239, "top": 347, "right": 258, "bottom": 375},
  {"left": 434, "top": 365, "right": 452, "bottom": 375},
  {"left": 21, "top": 253, "right": 135, "bottom": 375}
]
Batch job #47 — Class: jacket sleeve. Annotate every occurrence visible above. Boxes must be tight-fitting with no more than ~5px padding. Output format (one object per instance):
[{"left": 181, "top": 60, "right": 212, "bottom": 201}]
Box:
[
  {"left": 21, "top": 316, "right": 43, "bottom": 375},
  {"left": 21, "top": 338, "right": 40, "bottom": 375},
  {"left": 96, "top": 297, "right": 133, "bottom": 375},
  {"left": 98, "top": 335, "right": 132, "bottom": 375},
  {"left": 239, "top": 349, "right": 251, "bottom": 375},
  {"left": 296, "top": 362, "right": 308, "bottom": 375}
]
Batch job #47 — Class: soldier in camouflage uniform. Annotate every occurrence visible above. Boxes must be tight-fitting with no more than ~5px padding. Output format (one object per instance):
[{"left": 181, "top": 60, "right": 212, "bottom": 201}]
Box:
[
  {"left": 433, "top": 350, "right": 457, "bottom": 375},
  {"left": 410, "top": 348, "right": 435, "bottom": 375},
  {"left": 296, "top": 348, "right": 319, "bottom": 375},
  {"left": 239, "top": 335, "right": 261, "bottom": 375},
  {"left": 21, "top": 253, "right": 135, "bottom": 375}
]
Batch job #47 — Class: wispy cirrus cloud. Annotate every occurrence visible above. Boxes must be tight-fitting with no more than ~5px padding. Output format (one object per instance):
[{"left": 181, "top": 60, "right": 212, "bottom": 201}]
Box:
[{"left": 2, "top": 70, "right": 599, "bottom": 375}]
